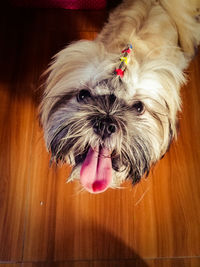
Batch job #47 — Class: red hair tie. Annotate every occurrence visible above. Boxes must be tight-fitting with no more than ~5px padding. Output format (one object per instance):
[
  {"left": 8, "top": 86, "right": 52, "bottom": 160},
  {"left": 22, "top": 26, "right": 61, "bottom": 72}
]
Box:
[
  {"left": 122, "top": 48, "right": 131, "bottom": 54},
  {"left": 115, "top": 69, "right": 124, "bottom": 78},
  {"left": 114, "top": 44, "right": 132, "bottom": 79}
]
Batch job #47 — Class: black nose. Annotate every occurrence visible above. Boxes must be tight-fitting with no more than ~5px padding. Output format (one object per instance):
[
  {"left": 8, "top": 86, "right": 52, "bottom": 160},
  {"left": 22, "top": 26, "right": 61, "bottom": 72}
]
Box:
[{"left": 93, "top": 117, "right": 117, "bottom": 138}]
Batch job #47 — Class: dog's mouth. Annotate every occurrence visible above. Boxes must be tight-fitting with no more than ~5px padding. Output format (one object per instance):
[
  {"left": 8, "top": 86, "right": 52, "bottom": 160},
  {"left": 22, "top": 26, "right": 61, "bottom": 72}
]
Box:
[{"left": 75, "top": 145, "right": 113, "bottom": 193}]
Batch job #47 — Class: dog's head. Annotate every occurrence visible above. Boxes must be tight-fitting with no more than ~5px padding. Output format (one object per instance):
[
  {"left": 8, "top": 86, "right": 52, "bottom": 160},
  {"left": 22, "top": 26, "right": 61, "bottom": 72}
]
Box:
[{"left": 40, "top": 40, "right": 184, "bottom": 193}]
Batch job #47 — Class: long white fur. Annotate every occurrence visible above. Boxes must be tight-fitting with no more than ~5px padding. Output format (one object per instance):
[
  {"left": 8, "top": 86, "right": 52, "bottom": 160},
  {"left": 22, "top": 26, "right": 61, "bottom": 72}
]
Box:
[{"left": 40, "top": 0, "right": 200, "bottom": 188}]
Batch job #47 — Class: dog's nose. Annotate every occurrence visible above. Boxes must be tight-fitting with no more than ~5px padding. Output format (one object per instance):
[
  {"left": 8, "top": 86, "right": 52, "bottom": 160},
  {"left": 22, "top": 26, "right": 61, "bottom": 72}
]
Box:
[{"left": 93, "top": 117, "right": 117, "bottom": 138}]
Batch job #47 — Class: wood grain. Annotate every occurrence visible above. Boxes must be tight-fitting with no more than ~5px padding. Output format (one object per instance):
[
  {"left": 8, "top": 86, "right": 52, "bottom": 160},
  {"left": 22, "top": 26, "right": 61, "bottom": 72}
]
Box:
[
  {"left": 0, "top": 76, "right": 35, "bottom": 260},
  {"left": 0, "top": 7, "right": 200, "bottom": 267},
  {"left": 20, "top": 258, "right": 200, "bottom": 267}
]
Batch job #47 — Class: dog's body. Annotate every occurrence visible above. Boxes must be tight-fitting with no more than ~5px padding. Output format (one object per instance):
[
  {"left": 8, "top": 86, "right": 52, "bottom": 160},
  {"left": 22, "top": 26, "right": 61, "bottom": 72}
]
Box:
[{"left": 40, "top": 0, "right": 200, "bottom": 193}]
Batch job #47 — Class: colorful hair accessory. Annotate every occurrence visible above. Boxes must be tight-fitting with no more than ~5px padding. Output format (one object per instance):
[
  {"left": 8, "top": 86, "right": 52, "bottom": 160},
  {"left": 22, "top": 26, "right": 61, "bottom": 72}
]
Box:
[
  {"left": 122, "top": 48, "right": 131, "bottom": 54},
  {"left": 120, "top": 56, "right": 128, "bottom": 65},
  {"left": 115, "top": 68, "right": 124, "bottom": 78},
  {"left": 114, "top": 44, "right": 132, "bottom": 78}
]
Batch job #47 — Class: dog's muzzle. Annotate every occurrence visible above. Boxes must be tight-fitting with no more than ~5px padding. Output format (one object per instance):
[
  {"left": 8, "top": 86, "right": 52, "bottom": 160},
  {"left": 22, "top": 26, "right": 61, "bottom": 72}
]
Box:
[{"left": 93, "top": 117, "right": 117, "bottom": 139}]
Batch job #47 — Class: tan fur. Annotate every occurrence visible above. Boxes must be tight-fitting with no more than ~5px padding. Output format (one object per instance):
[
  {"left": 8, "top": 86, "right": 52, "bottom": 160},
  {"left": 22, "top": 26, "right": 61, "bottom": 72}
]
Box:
[{"left": 39, "top": 0, "right": 200, "bottom": 192}]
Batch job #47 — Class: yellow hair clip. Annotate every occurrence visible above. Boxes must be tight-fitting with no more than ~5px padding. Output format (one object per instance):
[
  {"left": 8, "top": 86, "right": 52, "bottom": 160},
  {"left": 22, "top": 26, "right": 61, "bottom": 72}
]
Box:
[{"left": 120, "top": 56, "right": 128, "bottom": 65}]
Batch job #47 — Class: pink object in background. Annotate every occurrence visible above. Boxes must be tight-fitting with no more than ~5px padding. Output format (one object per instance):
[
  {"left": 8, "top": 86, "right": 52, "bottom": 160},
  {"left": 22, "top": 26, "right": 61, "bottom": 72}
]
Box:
[{"left": 11, "top": 0, "right": 106, "bottom": 9}]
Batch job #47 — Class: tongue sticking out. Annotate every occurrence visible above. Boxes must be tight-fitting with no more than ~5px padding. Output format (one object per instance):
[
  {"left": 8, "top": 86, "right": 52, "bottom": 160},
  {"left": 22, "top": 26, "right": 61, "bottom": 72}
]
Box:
[{"left": 80, "top": 146, "right": 112, "bottom": 193}]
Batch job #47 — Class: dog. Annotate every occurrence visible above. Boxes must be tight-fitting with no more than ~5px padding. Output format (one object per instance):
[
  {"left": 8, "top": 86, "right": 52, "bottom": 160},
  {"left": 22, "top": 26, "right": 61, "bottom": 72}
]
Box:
[{"left": 39, "top": 0, "right": 200, "bottom": 193}]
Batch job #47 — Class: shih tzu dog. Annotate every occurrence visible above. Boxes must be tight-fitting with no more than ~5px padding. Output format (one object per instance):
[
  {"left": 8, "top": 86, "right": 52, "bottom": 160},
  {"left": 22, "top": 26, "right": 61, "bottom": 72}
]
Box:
[{"left": 39, "top": 0, "right": 200, "bottom": 193}]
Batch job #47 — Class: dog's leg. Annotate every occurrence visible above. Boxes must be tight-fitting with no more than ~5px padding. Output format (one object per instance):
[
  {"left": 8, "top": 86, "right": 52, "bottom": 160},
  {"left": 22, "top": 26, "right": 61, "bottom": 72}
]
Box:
[{"left": 160, "top": 0, "right": 200, "bottom": 58}]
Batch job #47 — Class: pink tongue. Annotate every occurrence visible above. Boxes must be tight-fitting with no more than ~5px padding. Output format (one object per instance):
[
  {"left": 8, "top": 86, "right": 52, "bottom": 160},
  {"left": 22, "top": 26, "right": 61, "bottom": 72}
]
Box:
[{"left": 80, "top": 146, "right": 112, "bottom": 193}]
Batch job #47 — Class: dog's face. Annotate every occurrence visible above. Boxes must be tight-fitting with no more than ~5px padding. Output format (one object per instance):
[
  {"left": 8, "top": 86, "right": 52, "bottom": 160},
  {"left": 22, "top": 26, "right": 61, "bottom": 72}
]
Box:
[{"left": 40, "top": 40, "right": 183, "bottom": 193}]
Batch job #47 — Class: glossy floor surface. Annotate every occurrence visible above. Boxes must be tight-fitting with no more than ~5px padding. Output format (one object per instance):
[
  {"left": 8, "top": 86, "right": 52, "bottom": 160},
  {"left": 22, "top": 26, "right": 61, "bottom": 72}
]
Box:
[{"left": 0, "top": 7, "right": 200, "bottom": 267}]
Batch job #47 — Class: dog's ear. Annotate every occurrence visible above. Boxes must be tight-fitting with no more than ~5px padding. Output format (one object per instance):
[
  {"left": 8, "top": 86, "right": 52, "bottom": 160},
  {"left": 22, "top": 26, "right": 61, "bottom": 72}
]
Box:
[
  {"left": 39, "top": 40, "right": 102, "bottom": 125},
  {"left": 160, "top": 0, "right": 200, "bottom": 58},
  {"left": 45, "top": 40, "right": 98, "bottom": 89},
  {"left": 160, "top": 118, "right": 180, "bottom": 160}
]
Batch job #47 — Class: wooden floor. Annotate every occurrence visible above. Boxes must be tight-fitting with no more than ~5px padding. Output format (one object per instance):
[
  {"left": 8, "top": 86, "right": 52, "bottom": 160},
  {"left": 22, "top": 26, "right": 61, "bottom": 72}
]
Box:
[{"left": 0, "top": 6, "right": 200, "bottom": 267}]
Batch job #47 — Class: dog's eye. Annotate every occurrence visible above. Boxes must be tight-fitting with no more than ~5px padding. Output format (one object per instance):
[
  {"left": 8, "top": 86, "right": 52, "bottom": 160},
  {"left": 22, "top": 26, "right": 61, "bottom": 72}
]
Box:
[
  {"left": 77, "top": 90, "right": 91, "bottom": 102},
  {"left": 109, "top": 94, "right": 116, "bottom": 104},
  {"left": 132, "top": 101, "right": 145, "bottom": 115}
]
